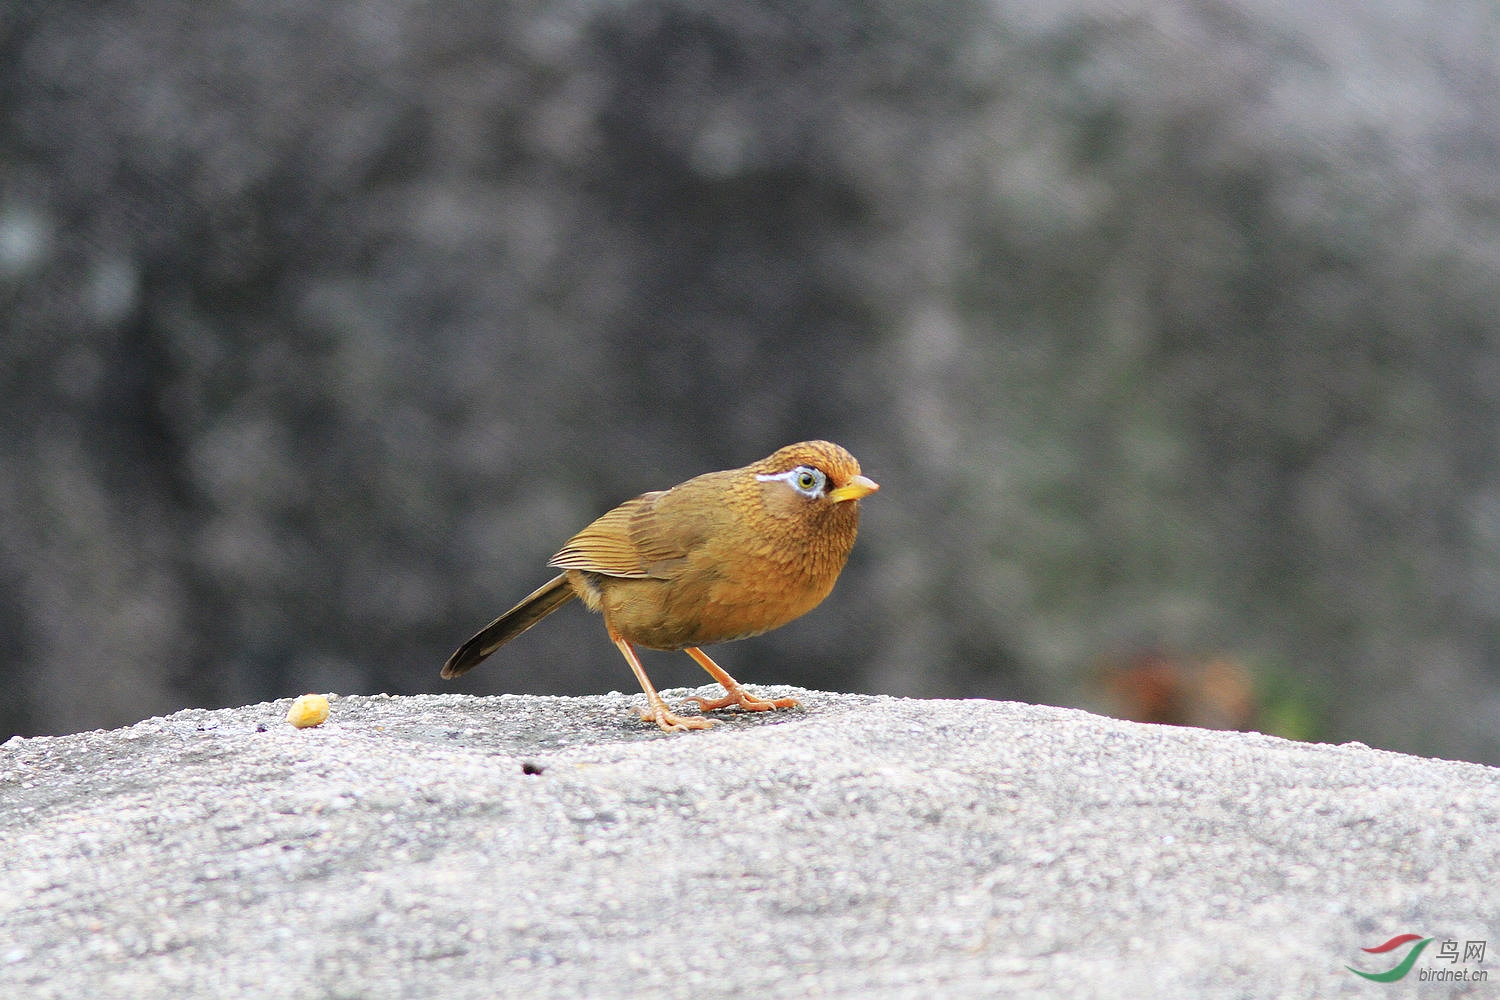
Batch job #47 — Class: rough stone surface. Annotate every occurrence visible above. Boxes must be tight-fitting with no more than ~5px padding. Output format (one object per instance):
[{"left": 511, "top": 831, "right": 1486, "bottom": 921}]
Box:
[{"left": 2, "top": 690, "right": 1495, "bottom": 998}]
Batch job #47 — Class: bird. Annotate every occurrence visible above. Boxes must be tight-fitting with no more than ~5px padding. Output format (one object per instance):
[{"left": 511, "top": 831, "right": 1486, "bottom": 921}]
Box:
[{"left": 442, "top": 440, "right": 879, "bottom": 732}]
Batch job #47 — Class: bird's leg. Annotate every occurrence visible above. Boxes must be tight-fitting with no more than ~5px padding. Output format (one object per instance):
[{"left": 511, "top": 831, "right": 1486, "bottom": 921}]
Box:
[
  {"left": 682, "top": 647, "right": 800, "bottom": 713},
  {"left": 611, "top": 636, "right": 713, "bottom": 732}
]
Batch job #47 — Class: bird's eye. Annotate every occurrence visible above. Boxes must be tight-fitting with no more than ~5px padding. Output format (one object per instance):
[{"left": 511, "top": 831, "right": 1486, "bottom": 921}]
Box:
[
  {"left": 756, "top": 465, "right": 827, "bottom": 498},
  {"left": 786, "top": 467, "right": 826, "bottom": 497}
]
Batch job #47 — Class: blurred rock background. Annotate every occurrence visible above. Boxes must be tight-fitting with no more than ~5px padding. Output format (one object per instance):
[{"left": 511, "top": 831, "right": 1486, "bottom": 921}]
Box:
[{"left": 3, "top": 0, "right": 1499, "bottom": 762}]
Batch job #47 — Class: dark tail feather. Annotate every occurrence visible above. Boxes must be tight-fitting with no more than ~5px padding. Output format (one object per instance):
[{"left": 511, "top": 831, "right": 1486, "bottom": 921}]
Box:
[{"left": 442, "top": 573, "right": 576, "bottom": 678}]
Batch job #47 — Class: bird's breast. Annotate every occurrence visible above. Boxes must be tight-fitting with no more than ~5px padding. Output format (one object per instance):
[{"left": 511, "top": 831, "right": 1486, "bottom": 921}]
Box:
[{"left": 589, "top": 504, "right": 858, "bottom": 650}]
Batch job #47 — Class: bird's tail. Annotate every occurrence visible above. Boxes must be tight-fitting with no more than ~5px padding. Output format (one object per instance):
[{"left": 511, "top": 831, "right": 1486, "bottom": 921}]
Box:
[{"left": 441, "top": 573, "right": 576, "bottom": 678}]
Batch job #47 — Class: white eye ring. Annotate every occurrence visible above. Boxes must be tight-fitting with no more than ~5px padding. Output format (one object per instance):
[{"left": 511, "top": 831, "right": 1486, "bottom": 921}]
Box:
[{"left": 757, "top": 466, "right": 827, "bottom": 498}]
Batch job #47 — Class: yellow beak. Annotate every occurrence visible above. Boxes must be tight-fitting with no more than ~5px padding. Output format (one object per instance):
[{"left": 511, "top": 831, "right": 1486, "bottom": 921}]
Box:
[{"left": 829, "top": 474, "right": 880, "bottom": 503}]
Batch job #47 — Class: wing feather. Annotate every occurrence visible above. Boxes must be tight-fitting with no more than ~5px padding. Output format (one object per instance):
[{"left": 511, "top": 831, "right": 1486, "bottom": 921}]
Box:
[
  {"left": 548, "top": 493, "right": 661, "bottom": 577},
  {"left": 547, "top": 474, "right": 730, "bottom": 580}
]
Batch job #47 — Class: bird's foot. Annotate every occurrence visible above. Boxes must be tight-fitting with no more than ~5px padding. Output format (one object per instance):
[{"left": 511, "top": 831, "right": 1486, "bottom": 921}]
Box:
[
  {"left": 637, "top": 699, "right": 714, "bottom": 733},
  {"left": 612, "top": 637, "right": 713, "bottom": 733},
  {"left": 687, "top": 687, "right": 800, "bottom": 714},
  {"left": 679, "top": 647, "right": 800, "bottom": 715}
]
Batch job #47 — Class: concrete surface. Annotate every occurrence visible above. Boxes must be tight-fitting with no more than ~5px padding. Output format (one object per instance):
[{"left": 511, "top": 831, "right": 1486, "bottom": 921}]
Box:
[{"left": 1, "top": 689, "right": 1496, "bottom": 999}]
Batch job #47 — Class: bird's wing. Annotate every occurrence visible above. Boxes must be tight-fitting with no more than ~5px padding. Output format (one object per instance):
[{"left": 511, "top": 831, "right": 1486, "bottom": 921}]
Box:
[{"left": 548, "top": 490, "right": 696, "bottom": 579}]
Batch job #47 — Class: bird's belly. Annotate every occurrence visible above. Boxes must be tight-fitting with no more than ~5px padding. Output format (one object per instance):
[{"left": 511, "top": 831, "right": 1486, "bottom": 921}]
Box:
[{"left": 595, "top": 570, "right": 835, "bottom": 650}]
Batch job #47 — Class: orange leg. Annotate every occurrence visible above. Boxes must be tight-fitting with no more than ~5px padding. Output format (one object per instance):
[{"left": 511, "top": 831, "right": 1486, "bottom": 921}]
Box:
[
  {"left": 683, "top": 647, "right": 800, "bottom": 713},
  {"left": 611, "top": 636, "right": 712, "bottom": 732}
]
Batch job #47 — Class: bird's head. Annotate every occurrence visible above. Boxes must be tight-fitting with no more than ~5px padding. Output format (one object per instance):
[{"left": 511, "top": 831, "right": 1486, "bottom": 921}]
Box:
[{"left": 753, "top": 440, "right": 879, "bottom": 507}]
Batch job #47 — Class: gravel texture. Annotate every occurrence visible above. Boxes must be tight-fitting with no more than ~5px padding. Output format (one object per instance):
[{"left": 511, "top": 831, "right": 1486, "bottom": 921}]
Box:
[{"left": 2, "top": 690, "right": 1496, "bottom": 998}]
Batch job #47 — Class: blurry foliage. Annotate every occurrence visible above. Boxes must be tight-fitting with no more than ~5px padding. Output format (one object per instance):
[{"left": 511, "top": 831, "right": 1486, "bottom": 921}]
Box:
[
  {"left": 2, "top": 0, "right": 1499, "bottom": 762},
  {"left": 1089, "top": 648, "right": 1326, "bottom": 743}
]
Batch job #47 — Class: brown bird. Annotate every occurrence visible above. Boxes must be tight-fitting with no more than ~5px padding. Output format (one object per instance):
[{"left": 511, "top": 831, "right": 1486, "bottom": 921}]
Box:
[{"left": 443, "top": 440, "right": 878, "bottom": 732}]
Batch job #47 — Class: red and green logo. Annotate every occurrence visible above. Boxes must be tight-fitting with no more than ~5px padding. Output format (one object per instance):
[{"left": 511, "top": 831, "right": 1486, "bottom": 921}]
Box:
[{"left": 1346, "top": 934, "right": 1433, "bottom": 982}]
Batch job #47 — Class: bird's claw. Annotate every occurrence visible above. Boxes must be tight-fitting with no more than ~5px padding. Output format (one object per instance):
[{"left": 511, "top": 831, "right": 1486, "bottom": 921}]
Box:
[
  {"left": 688, "top": 689, "right": 800, "bottom": 713},
  {"left": 637, "top": 702, "right": 713, "bottom": 732}
]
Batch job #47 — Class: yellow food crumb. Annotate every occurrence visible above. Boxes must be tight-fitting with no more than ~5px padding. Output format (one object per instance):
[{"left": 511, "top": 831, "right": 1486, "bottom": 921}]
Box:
[{"left": 286, "top": 694, "right": 330, "bottom": 729}]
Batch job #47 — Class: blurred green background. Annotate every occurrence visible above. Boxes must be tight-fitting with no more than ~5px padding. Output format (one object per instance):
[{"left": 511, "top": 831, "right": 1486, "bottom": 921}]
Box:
[{"left": 3, "top": 0, "right": 1499, "bottom": 762}]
